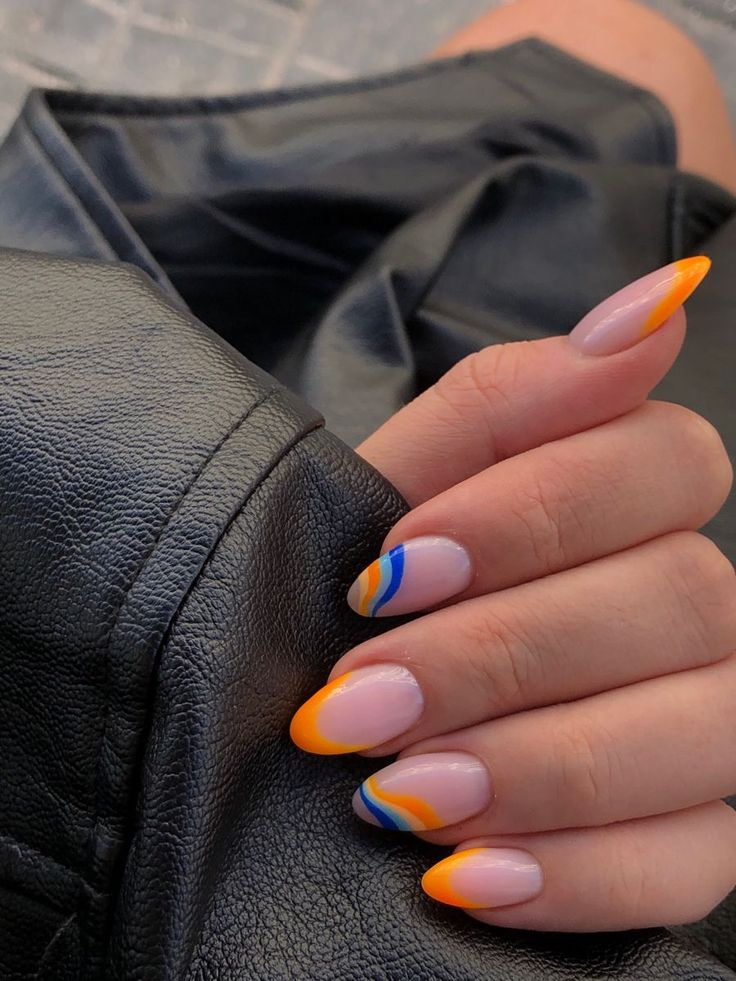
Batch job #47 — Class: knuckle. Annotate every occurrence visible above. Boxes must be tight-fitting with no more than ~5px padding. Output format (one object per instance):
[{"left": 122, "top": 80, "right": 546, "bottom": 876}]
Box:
[
  {"left": 512, "top": 474, "right": 567, "bottom": 572},
  {"left": 679, "top": 803, "right": 736, "bottom": 922},
  {"left": 715, "top": 802, "right": 736, "bottom": 887},
  {"left": 511, "top": 439, "right": 622, "bottom": 572},
  {"left": 645, "top": 398, "right": 703, "bottom": 436},
  {"left": 465, "top": 344, "right": 526, "bottom": 410},
  {"left": 605, "top": 832, "right": 649, "bottom": 921},
  {"left": 719, "top": 799, "right": 736, "bottom": 847},
  {"left": 459, "top": 608, "right": 543, "bottom": 713},
  {"left": 434, "top": 345, "right": 528, "bottom": 460},
  {"left": 674, "top": 528, "right": 732, "bottom": 568},
  {"left": 603, "top": 803, "right": 736, "bottom": 928},
  {"left": 652, "top": 401, "right": 733, "bottom": 512},
  {"left": 659, "top": 532, "right": 736, "bottom": 658},
  {"left": 664, "top": 530, "right": 735, "bottom": 587},
  {"left": 552, "top": 719, "right": 620, "bottom": 820},
  {"left": 436, "top": 348, "right": 515, "bottom": 413}
]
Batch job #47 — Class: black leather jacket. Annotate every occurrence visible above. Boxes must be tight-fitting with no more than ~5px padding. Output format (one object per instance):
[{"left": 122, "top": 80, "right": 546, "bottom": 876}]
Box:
[{"left": 0, "top": 42, "right": 734, "bottom": 979}]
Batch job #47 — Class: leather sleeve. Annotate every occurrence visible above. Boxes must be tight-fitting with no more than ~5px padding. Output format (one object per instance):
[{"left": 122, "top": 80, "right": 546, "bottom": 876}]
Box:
[{"left": 1, "top": 248, "right": 734, "bottom": 980}]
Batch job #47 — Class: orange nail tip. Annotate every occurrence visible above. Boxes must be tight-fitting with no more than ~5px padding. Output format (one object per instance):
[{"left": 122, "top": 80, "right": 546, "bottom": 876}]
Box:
[
  {"left": 421, "top": 851, "right": 484, "bottom": 909},
  {"left": 422, "top": 847, "right": 544, "bottom": 910},
  {"left": 639, "top": 254, "right": 712, "bottom": 340},
  {"left": 289, "top": 664, "right": 424, "bottom": 755},
  {"left": 421, "top": 863, "right": 465, "bottom": 908},
  {"left": 675, "top": 255, "right": 711, "bottom": 299},
  {"left": 289, "top": 673, "right": 360, "bottom": 755}
]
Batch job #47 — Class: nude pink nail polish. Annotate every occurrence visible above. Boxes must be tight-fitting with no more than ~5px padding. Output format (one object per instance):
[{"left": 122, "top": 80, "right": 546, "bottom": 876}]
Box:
[
  {"left": 290, "top": 663, "right": 423, "bottom": 754},
  {"left": 352, "top": 752, "right": 491, "bottom": 831},
  {"left": 568, "top": 256, "right": 710, "bottom": 356},
  {"left": 422, "top": 848, "right": 544, "bottom": 909},
  {"left": 346, "top": 536, "right": 473, "bottom": 617}
]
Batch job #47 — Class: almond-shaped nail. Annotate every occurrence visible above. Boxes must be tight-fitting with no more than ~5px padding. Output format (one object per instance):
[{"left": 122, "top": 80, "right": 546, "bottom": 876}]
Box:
[
  {"left": 352, "top": 752, "right": 491, "bottom": 831},
  {"left": 422, "top": 848, "right": 544, "bottom": 909},
  {"left": 347, "top": 536, "right": 473, "bottom": 617},
  {"left": 289, "top": 664, "right": 423, "bottom": 754},
  {"left": 568, "top": 256, "right": 711, "bottom": 356}
]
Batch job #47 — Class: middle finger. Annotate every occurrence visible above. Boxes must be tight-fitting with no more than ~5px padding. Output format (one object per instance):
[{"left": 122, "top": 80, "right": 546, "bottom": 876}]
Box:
[
  {"left": 387, "top": 652, "right": 736, "bottom": 841},
  {"left": 290, "top": 531, "right": 736, "bottom": 756}
]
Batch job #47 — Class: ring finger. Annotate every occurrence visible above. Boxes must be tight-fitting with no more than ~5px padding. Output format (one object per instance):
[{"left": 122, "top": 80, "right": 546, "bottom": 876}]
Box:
[{"left": 354, "top": 653, "right": 736, "bottom": 839}]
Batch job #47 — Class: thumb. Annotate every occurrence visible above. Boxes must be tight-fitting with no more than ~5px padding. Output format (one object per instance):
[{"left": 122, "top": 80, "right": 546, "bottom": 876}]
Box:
[{"left": 358, "top": 257, "right": 711, "bottom": 506}]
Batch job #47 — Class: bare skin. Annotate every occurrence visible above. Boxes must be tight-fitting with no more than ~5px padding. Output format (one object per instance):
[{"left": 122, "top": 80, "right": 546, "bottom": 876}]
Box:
[
  {"left": 433, "top": 0, "right": 736, "bottom": 195},
  {"left": 342, "top": 304, "right": 736, "bottom": 932}
]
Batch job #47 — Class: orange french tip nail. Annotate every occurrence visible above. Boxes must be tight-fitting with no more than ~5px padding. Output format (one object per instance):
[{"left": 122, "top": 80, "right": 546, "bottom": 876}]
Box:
[
  {"left": 569, "top": 255, "right": 712, "bottom": 356},
  {"left": 422, "top": 847, "right": 545, "bottom": 910},
  {"left": 289, "top": 673, "right": 363, "bottom": 755},
  {"left": 645, "top": 254, "right": 712, "bottom": 332},
  {"left": 290, "top": 664, "right": 424, "bottom": 755},
  {"left": 421, "top": 850, "right": 487, "bottom": 909}
]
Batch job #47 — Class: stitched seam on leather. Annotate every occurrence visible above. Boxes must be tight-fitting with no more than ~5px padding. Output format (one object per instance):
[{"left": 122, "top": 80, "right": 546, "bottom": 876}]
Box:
[
  {"left": 92, "top": 412, "right": 323, "bottom": 976},
  {"left": 130, "top": 421, "right": 325, "bottom": 769},
  {"left": 108, "top": 389, "right": 276, "bottom": 615},
  {"left": 156, "top": 417, "right": 324, "bottom": 651},
  {"left": 47, "top": 38, "right": 676, "bottom": 137},
  {"left": 84, "top": 390, "right": 276, "bottom": 971}
]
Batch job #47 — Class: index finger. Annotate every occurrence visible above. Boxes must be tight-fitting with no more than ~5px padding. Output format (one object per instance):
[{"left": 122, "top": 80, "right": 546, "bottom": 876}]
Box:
[{"left": 358, "top": 258, "right": 710, "bottom": 505}]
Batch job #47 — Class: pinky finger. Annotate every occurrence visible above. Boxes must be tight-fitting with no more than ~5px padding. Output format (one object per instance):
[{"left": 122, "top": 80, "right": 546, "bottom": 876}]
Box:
[{"left": 421, "top": 801, "right": 736, "bottom": 932}]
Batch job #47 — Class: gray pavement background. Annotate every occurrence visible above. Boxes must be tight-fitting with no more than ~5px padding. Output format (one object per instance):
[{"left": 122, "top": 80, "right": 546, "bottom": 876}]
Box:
[{"left": 0, "top": 0, "right": 735, "bottom": 140}]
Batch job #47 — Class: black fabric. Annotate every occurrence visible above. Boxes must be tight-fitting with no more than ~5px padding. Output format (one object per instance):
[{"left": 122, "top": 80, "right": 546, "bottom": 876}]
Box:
[{"left": 0, "top": 39, "right": 734, "bottom": 979}]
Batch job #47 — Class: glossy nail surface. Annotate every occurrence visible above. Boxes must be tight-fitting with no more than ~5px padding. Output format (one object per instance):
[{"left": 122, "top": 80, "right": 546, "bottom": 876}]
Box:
[
  {"left": 290, "top": 664, "right": 423, "bottom": 754},
  {"left": 347, "top": 536, "right": 473, "bottom": 618},
  {"left": 568, "top": 256, "right": 710, "bottom": 356},
  {"left": 352, "top": 752, "right": 491, "bottom": 831},
  {"left": 422, "top": 847, "right": 544, "bottom": 909}
]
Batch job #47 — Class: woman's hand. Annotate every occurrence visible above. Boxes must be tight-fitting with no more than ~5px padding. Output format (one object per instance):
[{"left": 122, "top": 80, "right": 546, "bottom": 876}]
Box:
[{"left": 290, "top": 257, "right": 736, "bottom": 932}]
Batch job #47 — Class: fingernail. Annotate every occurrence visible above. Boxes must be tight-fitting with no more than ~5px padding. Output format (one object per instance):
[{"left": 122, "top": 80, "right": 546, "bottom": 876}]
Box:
[
  {"left": 289, "top": 664, "right": 423, "bottom": 754},
  {"left": 422, "top": 847, "right": 544, "bottom": 910},
  {"left": 352, "top": 752, "right": 491, "bottom": 831},
  {"left": 568, "top": 256, "right": 711, "bottom": 356},
  {"left": 347, "top": 536, "right": 473, "bottom": 617}
]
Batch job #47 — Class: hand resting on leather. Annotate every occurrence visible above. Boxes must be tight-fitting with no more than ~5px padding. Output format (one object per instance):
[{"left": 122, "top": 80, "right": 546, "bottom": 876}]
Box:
[{"left": 291, "top": 257, "right": 736, "bottom": 933}]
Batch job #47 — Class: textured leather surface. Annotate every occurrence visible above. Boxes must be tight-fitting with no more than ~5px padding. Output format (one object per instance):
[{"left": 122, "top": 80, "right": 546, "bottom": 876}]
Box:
[{"left": 0, "top": 43, "right": 735, "bottom": 980}]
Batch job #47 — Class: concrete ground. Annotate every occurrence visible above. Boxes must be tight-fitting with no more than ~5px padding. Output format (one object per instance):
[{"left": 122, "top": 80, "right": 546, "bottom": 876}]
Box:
[{"left": 0, "top": 0, "right": 735, "bottom": 140}]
